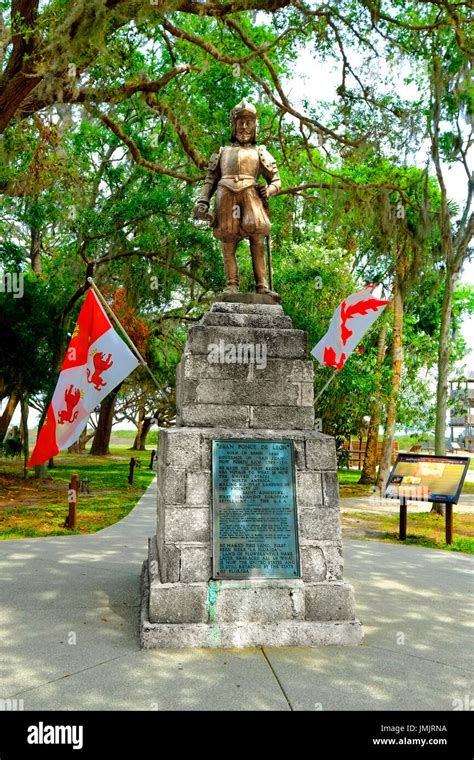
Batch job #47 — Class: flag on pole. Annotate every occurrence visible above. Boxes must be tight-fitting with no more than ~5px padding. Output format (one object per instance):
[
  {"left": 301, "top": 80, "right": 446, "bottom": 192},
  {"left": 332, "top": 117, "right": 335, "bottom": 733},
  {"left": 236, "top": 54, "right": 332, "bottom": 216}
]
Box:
[
  {"left": 311, "top": 285, "right": 389, "bottom": 370},
  {"left": 28, "top": 290, "right": 139, "bottom": 467}
]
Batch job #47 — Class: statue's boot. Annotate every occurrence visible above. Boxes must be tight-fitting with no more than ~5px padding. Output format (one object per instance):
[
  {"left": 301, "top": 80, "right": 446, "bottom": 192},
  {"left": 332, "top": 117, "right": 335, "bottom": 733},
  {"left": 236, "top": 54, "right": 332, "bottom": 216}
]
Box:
[
  {"left": 250, "top": 236, "right": 281, "bottom": 302},
  {"left": 222, "top": 241, "right": 240, "bottom": 294}
]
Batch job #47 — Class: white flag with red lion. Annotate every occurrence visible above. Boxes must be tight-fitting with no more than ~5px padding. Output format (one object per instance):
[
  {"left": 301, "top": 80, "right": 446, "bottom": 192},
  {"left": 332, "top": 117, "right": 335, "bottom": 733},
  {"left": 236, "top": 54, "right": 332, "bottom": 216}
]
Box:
[
  {"left": 28, "top": 290, "right": 139, "bottom": 467},
  {"left": 311, "top": 285, "right": 389, "bottom": 370}
]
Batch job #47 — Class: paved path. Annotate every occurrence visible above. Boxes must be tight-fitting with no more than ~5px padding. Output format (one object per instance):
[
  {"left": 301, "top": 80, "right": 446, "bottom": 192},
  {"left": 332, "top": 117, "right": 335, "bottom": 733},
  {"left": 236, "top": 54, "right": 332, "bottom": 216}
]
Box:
[{"left": 0, "top": 480, "right": 472, "bottom": 711}]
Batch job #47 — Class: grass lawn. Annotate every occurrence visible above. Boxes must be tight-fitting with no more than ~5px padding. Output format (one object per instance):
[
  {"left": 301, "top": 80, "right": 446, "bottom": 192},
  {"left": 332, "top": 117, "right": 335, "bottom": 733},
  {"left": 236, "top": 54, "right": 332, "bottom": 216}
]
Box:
[
  {"left": 338, "top": 469, "right": 374, "bottom": 497},
  {"left": 393, "top": 434, "right": 433, "bottom": 449},
  {"left": 338, "top": 468, "right": 474, "bottom": 553},
  {"left": 0, "top": 446, "right": 155, "bottom": 539},
  {"left": 341, "top": 510, "right": 474, "bottom": 554}
]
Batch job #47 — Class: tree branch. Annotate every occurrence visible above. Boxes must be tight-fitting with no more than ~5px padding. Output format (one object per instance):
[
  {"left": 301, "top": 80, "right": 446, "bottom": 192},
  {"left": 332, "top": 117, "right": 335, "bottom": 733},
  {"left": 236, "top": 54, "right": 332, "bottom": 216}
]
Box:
[
  {"left": 144, "top": 95, "right": 208, "bottom": 168},
  {"left": 90, "top": 108, "right": 204, "bottom": 183},
  {"left": 95, "top": 249, "right": 209, "bottom": 290}
]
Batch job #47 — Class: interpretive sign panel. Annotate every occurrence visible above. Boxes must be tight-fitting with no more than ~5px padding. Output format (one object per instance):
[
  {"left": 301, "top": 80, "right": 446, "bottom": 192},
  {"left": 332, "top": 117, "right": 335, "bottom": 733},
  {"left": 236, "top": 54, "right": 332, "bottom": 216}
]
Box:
[
  {"left": 212, "top": 439, "right": 300, "bottom": 579},
  {"left": 384, "top": 453, "right": 469, "bottom": 504}
]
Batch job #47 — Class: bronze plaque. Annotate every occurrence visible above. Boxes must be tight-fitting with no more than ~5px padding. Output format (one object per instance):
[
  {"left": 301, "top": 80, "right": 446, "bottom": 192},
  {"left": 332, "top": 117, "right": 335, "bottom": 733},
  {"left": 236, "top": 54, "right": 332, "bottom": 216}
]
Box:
[{"left": 212, "top": 439, "right": 300, "bottom": 579}]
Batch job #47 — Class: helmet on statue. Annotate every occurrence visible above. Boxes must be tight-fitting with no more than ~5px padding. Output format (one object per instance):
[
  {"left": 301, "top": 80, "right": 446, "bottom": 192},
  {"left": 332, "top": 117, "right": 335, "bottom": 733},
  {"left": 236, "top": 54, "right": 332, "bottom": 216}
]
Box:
[{"left": 230, "top": 98, "right": 257, "bottom": 144}]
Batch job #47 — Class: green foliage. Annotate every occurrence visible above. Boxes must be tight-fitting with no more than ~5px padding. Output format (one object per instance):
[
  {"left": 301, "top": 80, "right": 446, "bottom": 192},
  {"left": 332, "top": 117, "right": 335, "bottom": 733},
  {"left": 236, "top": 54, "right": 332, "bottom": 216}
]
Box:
[
  {"left": 0, "top": 0, "right": 472, "bottom": 448},
  {"left": 0, "top": 274, "right": 62, "bottom": 396}
]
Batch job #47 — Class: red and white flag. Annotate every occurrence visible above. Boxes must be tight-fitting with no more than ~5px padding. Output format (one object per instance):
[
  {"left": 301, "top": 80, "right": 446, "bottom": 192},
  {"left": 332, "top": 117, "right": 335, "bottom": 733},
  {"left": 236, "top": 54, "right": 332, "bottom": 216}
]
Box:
[
  {"left": 311, "top": 285, "right": 389, "bottom": 370},
  {"left": 28, "top": 290, "right": 139, "bottom": 467}
]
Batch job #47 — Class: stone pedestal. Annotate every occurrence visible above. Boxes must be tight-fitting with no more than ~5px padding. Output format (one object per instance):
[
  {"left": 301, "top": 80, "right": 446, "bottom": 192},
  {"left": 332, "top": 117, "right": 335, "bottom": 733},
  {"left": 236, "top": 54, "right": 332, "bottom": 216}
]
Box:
[{"left": 140, "top": 301, "right": 363, "bottom": 648}]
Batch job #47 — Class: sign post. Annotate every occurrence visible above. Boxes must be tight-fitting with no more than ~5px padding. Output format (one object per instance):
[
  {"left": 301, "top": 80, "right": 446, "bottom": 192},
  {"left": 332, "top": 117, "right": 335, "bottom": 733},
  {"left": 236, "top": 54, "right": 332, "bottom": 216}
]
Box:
[
  {"left": 399, "top": 495, "right": 407, "bottom": 541},
  {"left": 445, "top": 502, "right": 453, "bottom": 545},
  {"left": 384, "top": 453, "right": 469, "bottom": 545}
]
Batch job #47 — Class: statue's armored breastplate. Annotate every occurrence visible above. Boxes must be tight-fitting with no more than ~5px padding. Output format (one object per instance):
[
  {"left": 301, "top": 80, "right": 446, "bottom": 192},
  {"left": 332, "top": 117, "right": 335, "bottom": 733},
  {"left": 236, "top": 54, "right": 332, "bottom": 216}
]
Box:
[{"left": 218, "top": 145, "right": 260, "bottom": 192}]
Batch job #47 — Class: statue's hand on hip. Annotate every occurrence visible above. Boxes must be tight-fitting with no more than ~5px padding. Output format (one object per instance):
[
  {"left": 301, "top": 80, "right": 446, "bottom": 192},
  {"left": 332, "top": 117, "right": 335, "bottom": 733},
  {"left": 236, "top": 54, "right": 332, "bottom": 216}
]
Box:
[{"left": 256, "top": 184, "right": 269, "bottom": 200}]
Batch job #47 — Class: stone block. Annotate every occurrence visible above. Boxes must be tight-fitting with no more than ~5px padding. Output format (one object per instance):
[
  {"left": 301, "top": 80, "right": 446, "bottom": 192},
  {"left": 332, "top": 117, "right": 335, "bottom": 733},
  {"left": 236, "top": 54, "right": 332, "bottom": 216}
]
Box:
[
  {"left": 322, "top": 471, "right": 340, "bottom": 507},
  {"left": 147, "top": 536, "right": 160, "bottom": 582},
  {"left": 201, "top": 312, "right": 292, "bottom": 329},
  {"left": 175, "top": 360, "right": 183, "bottom": 413},
  {"left": 305, "top": 437, "right": 337, "bottom": 470},
  {"left": 180, "top": 544, "right": 212, "bottom": 583},
  {"left": 155, "top": 523, "right": 166, "bottom": 583},
  {"left": 156, "top": 479, "right": 165, "bottom": 521},
  {"left": 302, "top": 542, "right": 344, "bottom": 580},
  {"left": 158, "top": 437, "right": 166, "bottom": 465},
  {"left": 323, "top": 542, "right": 344, "bottom": 580},
  {"left": 305, "top": 583, "right": 356, "bottom": 621},
  {"left": 179, "top": 354, "right": 313, "bottom": 383},
  {"left": 300, "top": 382, "right": 314, "bottom": 406},
  {"left": 250, "top": 406, "right": 314, "bottom": 430},
  {"left": 299, "top": 508, "right": 341, "bottom": 541},
  {"left": 163, "top": 429, "right": 202, "bottom": 470},
  {"left": 180, "top": 403, "right": 250, "bottom": 428},
  {"left": 181, "top": 379, "right": 301, "bottom": 407},
  {"left": 141, "top": 618, "right": 364, "bottom": 648},
  {"left": 300, "top": 545, "right": 327, "bottom": 582},
  {"left": 164, "top": 508, "right": 210, "bottom": 543},
  {"left": 212, "top": 582, "right": 305, "bottom": 623},
  {"left": 163, "top": 544, "right": 180, "bottom": 583},
  {"left": 148, "top": 582, "right": 208, "bottom": 624},
  {"left": 211, "top": 302, "right": 284, "bottom": 315},
  {"left": 200, "top": 437, "right": 212, "bottom": 469},
  {"left": 296, "top": 471, "right": 323, "bottom": 507},
  {"left": 187, "top": 325, "right": 307, "bottom": 359},
  {"left": 294, "top": 439, "right": 306, "bottom": 470},
  {"left": 186, "top": 471, "right": 211, "bottom": 506},
  {"left": 159, "top": 467, "right": 186, "bottom": 505}
]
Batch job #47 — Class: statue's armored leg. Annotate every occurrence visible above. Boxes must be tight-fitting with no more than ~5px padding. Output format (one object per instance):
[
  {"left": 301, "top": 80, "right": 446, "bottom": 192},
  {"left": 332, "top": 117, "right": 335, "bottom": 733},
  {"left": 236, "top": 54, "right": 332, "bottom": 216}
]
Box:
[
  {"left": 249, "top": 235, "right": 281, "bottom": 302},
  {"left": 222, "top": 240, "right": 240, "bottom": 294}
]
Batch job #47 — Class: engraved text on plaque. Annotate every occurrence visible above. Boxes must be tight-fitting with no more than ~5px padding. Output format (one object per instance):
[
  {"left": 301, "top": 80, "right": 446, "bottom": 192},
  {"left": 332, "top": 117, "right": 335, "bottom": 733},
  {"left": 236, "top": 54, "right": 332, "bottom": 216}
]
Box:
[{"left": 212, "top": 439, "right": 300, "bottom": 579}]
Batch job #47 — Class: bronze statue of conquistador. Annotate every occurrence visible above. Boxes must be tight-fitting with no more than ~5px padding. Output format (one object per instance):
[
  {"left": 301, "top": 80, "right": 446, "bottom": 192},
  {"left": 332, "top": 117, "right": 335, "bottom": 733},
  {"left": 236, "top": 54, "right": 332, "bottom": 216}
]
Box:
[{"left": 193, "top": 99, "right": 281, "bottom": 301}]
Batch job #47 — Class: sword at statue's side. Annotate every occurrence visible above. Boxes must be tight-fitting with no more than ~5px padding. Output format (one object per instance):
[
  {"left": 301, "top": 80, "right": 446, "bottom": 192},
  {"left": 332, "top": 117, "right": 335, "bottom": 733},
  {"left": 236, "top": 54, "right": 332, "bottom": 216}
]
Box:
[
  {"left": 266, "top": 235, "right": 273, "bottom": 292},
  {"left": 261, "top": 190, "right": 274, "bottom": 292}
]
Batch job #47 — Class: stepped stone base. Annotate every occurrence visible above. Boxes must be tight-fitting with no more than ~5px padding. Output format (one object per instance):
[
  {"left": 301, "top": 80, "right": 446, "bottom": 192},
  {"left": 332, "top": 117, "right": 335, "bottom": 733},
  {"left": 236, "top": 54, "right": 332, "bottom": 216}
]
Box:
[
  {"left": 140, "top": 562, "right": 363, "bottom": 648},
  {"left": 140, "top": 302, "right": 364, "bottom": 648},
  {"left": 212, "top": 293, "right": 278, "bottom": 304}
]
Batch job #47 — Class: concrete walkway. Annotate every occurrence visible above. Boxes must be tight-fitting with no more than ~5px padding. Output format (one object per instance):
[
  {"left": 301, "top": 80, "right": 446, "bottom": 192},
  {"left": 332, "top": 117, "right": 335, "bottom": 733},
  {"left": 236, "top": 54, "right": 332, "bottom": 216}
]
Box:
[{"left": 0, "top": 480, "right": 472, "bottom": 711}]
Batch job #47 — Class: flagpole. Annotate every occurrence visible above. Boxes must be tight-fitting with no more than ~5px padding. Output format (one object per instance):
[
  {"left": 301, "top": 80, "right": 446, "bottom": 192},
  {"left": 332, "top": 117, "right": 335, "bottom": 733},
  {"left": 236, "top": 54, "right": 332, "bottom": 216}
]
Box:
[
  {"left": 314, "top": 369, "right": 339, "bottom": 406},
  {"left": 87, "top": 277, "right": 162, "bottom": 392}
]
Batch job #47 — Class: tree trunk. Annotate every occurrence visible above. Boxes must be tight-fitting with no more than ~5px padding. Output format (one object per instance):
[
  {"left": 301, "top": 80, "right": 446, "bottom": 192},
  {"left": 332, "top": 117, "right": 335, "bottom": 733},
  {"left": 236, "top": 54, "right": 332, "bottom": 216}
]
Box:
[
  {"left": 0, "top": 391, "right": 20, "bottom": 441},
  {"left": 35, "top": 462, "right": 51, "bottom": 478},
  {"left": 139, "top": 417, "right": 153, "bottom": 450},
  {"left": 377, "top": 288, "right": 403, "bottom": 492},
  {"left": 90, "top": 385, "right": 121, "bottom": 455},
  {"left": 431, "top": 271, "right": 457, "bottom": 514},
  {"left": 434, "top": 270, "right": 456, "bottom": 456},
  {"left": 20, "top": 394, "right": 29, "bottom": 479},
  {"left": 68, "top": 425, "right": 89, "bottom": 453},
  {"left": 30, "top": 227, "right": 42, "bottom": 273},
  {"left": 132, "top": 405, "right": 145, "bottom": 450},
  {"left": 359, "top": 320, "right": 388, "bottom": 484}
]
